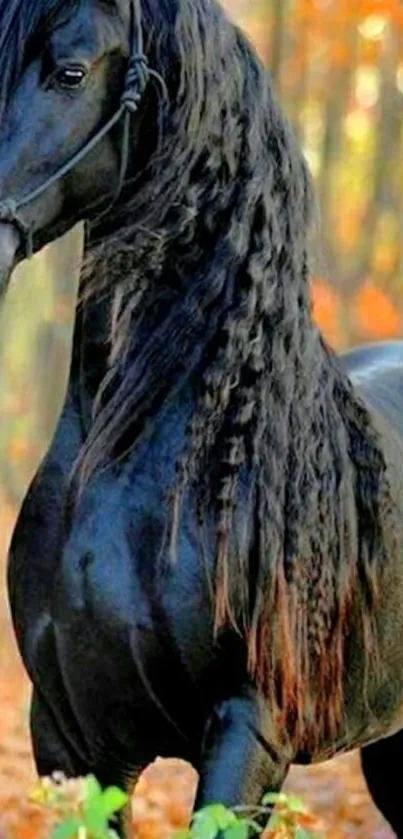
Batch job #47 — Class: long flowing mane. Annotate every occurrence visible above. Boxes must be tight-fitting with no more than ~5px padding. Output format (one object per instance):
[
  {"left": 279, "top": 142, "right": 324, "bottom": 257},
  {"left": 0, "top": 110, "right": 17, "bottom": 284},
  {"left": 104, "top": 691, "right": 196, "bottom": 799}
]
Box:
[
  {"left": 8, "top": 0, "right": 396, "bottom": 747},
  {"left": 80, "top": 0, "right": 396, "bottom": 747}
]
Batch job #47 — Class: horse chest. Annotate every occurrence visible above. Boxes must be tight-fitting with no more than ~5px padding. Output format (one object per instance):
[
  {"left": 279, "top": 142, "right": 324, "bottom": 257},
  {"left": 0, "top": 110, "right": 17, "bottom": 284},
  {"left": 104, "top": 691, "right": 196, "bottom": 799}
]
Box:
[
  {"left": 10, "top": 394, "right": 221, "bottom": 759},
  {"left": 53, "top": 469, "right": 216, "bottom": 670},
  {"left": 46, "top": 486, "right": 223, "bottom": 764}
]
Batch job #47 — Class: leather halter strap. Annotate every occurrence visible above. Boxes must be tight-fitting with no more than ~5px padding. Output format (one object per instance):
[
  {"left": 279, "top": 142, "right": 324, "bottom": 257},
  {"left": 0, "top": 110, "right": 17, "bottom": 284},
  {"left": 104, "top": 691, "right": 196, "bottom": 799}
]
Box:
[{"left": 0, "top": 0, "right": 165, "bottom": 258}]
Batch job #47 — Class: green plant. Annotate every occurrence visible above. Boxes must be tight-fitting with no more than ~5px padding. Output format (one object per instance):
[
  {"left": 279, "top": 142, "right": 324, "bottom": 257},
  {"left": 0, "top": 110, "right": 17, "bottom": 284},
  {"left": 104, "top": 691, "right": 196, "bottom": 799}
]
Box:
[
  {"left": 30, "top": 774, "right": 322, "bottom": 839},
  {"left": 173, "top": 793, "right": 321, "bottom": 839},
  {"left": 172, "top": 802, "right": 261, "bottom": 839},
  {"left": 261, "top": 793, "right": 321, "bottom": 838},
  {"left": 30, "top": 773, "right": 128, "bottom": 839}
]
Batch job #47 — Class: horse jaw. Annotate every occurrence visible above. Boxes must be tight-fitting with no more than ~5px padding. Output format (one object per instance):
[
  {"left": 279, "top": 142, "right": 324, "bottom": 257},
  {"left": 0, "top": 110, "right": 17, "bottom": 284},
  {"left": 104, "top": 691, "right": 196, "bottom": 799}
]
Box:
[{"left": 0, "top": 222, "right": 20, "bottom": 297}]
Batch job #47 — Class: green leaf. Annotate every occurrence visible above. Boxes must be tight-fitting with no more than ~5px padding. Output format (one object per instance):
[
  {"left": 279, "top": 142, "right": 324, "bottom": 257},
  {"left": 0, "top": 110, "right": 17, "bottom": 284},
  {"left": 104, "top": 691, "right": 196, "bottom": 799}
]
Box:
[
  {"left": 83, "top": 800, "right": 109, "bottom": 839},
  {"left": 261, "top": 792, "right": 286, "bottom": 807},
  {"left": 191, "top": 805, "right": 236, "bottom": 839},
  {"left": 101, "top": 786, "right": 129, "bottom": 817},
  {"left": 223, "top": 819, "right": 250, "bottom": 839},
  {"left": 295, "top": 828, "right": 316, "bottom": 839},
  {"left": 201, "top": 805, "right": 237, "bottom": 831},
  {"left": 191, "top": 813, "right": 220, "bottom": 839},
  {"left": 171, "top": 830, "right": 191, "bottom": 839},
  {"left": 261, "top": 791, "right": 306, "bottom": 814},
  {"left": 84, "top": 774, "right": 103, "bottom": 803},
  {"left": 171, "top": 829, "right": 191, "bottom": 839},
  {"left": 282, "top": 795, "right": 306, "bottom": 814},
  {"left": 51, "top": 817, "right": 82, "bottom": 839},
  {"left": 81, "top": 776, "right": 127, "bottom": 838}
]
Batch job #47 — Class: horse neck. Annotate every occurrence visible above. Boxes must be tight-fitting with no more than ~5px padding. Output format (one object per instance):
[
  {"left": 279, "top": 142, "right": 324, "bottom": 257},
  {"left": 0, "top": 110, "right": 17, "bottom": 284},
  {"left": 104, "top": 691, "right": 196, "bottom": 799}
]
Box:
[{"left": 69, "top": 291, "right": 111, "bottom": 406}]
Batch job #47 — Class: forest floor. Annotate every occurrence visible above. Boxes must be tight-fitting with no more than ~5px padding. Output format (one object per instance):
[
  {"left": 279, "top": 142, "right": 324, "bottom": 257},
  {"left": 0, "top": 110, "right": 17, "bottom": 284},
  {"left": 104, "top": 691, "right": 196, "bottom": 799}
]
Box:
[{"left": 0, "top": 503, "right": 394, "bottom": 839}]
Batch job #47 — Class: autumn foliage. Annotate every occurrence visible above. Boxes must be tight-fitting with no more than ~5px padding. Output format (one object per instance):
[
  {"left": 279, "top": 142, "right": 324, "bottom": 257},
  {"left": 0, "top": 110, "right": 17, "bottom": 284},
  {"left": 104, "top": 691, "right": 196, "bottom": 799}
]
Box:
[{"left": 222, "top": 0, "right": 402, "bottom": 351}]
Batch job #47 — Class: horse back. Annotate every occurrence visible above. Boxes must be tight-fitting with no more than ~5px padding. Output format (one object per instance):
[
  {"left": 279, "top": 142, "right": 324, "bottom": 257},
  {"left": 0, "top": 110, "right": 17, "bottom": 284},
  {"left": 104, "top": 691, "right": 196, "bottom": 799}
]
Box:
[
  {"left": 333, "top": 341, "right": 403, "bottom": 757},
  {"left": 342, "top": 340, "right": 403, "bottom": 436}
]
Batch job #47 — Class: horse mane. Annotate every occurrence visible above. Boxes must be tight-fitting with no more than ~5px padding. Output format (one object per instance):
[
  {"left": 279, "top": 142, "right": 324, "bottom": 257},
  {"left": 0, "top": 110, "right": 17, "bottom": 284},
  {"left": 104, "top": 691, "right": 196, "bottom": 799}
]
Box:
[{"left": 9, "top": 0, "right": 396, "bottom": 748}]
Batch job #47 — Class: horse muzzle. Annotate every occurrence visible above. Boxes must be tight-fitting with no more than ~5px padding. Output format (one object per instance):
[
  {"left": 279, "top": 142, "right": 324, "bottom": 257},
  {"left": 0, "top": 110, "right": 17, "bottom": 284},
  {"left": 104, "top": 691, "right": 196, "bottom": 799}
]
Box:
[{"left": 0, "top": 222, "right": 20, "bottom": 297}]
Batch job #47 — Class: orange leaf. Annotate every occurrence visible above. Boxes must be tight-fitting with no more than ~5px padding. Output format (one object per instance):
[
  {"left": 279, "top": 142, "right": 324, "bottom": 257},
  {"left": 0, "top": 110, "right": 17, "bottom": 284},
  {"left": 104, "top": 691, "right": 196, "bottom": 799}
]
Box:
[
  {"left": 311, "top": 278, "right": 344, "bottom": 348},
  {"left": 354, "top": 279, "right": 401, "bottom": 339}
]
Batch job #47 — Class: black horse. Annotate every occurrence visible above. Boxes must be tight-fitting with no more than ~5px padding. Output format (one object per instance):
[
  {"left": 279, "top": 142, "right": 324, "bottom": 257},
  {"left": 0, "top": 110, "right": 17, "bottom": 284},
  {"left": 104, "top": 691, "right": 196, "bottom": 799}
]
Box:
[{"left": 1, "top": 0, "right": 403, "bottom": 836}]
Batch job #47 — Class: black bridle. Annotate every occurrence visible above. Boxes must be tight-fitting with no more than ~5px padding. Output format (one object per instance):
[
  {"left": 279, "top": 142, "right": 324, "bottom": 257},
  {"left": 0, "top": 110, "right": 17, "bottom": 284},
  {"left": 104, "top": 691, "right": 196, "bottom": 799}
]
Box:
[{"left": 0, "top": 0, "right": 164, "bottom": 259}]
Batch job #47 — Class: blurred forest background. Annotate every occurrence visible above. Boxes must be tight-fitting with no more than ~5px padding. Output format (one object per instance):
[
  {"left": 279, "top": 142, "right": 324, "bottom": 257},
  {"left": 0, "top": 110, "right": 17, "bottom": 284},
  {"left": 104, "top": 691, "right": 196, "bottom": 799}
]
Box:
[{"left": 0, "top": 0, "right": 402, "bottom": 543}]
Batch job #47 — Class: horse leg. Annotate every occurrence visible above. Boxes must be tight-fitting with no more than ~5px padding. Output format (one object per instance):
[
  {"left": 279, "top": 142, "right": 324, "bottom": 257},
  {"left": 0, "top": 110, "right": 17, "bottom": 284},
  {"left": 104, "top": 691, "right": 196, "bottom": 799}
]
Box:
[
  {"left": 30, "top": 688, "right": 90, "bottom": 778},
  {"left": 194, "top": 687, "right": 289, "bottom": 830},
  {"left": 361, "top": 729, "right": 403, "bottom": 838},
  {"left": 31, "top": 689, "right": 135, "bottom": 838}
]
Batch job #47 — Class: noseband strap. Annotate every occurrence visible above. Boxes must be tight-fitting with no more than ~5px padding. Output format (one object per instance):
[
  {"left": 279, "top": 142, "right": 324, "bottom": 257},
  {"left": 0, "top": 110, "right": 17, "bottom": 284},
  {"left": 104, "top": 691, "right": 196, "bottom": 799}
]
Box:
[
  {"left": 0, "top": 198, "right": 33, "bottom": 256},
  {"left": 0, "top": 0, "right": 166, "bottom": 258}
]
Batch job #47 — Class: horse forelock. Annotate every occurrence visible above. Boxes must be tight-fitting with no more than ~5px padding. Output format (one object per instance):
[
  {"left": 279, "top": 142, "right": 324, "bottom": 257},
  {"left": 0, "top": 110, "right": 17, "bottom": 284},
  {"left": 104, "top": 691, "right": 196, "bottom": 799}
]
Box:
[{"left": 0, "top": 0, "right": 79, "bottom": 114}]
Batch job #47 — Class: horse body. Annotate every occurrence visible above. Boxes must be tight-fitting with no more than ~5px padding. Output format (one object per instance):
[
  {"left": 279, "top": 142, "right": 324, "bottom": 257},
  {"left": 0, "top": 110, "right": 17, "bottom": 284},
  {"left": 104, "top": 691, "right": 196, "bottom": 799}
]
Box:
[
  {"left": 1, "top": 0, "right": 403, "bottom": 835},
  {"left": 9, "top": 302, "right": 237, "bottom": 774},
  {"left": 9, "top": 314, "right": 403, "bottom": 830}
]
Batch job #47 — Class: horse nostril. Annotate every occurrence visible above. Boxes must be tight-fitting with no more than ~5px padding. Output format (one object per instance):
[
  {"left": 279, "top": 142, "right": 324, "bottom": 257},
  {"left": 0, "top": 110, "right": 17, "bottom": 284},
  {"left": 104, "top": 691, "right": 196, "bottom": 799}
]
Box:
[{"left": 0, "top": 221, "right": 20, "bottom": 296}]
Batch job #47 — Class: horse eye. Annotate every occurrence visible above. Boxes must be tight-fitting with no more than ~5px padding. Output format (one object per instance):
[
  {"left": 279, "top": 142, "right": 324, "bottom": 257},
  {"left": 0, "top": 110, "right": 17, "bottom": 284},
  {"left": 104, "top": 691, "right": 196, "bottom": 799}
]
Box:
[{"left": 53, "top": 65, "right": 88, "bottom": 90}]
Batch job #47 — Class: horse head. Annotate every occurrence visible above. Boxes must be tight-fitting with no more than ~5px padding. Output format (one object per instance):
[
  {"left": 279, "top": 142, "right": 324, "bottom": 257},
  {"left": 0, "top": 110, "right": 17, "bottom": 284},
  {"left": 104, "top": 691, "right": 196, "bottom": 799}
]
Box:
[{"left": 0, "top": 0, "right": 166, "bottom": 294}]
